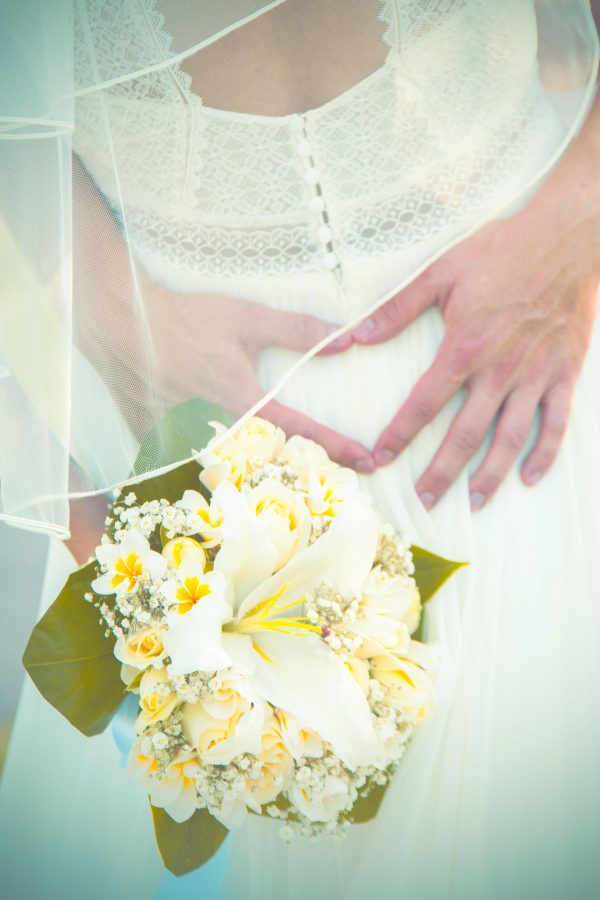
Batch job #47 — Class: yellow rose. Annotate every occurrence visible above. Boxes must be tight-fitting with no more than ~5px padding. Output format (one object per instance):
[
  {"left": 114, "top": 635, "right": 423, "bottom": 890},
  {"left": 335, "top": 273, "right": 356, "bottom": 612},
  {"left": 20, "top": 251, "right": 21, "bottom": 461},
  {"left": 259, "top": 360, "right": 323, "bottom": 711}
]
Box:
[
  {"left": 136, "top": 667, "right": 179, "bottom": 731},
  {"left": 370, "top": 652, "right": 435, "bottom": 722},
  {"left": 247, "top": 480, "right": 311, "bottom": 568},
  {"left": 162, "top": 536, "right": 206, "bottom": 571},
  {"left": 183, "top": 692, "right": 266, "bottom": 765},
  {"left": 236, "top": 417, "right": 285, "bottom": 467},
  {"left": 115, "top": 626, "right": 166, "bottom": 670},
  {"left": 243, "top": 714, "right": 293, "bottom": 808}
]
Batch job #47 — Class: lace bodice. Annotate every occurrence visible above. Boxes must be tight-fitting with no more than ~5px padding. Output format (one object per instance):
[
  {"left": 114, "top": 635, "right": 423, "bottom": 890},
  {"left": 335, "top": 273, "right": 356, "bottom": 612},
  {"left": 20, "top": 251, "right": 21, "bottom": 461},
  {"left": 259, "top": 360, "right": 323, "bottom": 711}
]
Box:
[{"left": 73, "top": 0, "right": 555, "bottom": 280}]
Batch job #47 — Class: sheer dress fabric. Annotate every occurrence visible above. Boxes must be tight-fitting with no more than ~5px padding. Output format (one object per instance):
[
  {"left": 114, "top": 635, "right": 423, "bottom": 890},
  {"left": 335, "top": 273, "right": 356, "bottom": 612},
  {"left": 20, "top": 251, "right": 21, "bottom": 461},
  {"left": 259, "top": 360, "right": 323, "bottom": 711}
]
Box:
[{"left": 0, "top": 3, "right": 600, "bottom": 899}]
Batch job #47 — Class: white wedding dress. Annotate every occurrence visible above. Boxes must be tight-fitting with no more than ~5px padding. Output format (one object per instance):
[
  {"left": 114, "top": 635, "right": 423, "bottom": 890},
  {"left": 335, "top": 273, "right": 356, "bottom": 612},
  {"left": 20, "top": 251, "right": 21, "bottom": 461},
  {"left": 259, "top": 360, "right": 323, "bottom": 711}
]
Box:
[{"left": 1, "top": 3, "right": 600, "bottom": 899}]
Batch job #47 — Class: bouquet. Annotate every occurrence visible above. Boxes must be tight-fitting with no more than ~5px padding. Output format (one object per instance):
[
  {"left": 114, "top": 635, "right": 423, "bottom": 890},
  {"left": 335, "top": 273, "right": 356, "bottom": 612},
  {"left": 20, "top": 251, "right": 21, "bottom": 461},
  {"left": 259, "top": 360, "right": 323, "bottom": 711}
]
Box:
[{"left": 24, "top": 416, "right": 463, "bottom": 875}]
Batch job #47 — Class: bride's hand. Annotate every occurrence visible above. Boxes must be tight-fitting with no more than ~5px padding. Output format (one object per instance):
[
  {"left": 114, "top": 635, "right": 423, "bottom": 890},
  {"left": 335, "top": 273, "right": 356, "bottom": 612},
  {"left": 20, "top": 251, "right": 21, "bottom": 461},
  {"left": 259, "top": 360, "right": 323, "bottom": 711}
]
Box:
[
  {"left": 352, "top": 182, "right": 600, "bottom": 509},
  {"left": 144, "top": 283, "right": 375, "bottom": 472}
]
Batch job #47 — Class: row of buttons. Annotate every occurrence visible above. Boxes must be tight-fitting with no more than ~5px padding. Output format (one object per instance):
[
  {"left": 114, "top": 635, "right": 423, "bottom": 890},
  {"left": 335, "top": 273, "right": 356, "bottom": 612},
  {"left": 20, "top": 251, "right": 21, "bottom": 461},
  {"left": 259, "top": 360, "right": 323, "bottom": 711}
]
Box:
[{"left": 293, "top": 114, "right": 341, "bottom": 277}]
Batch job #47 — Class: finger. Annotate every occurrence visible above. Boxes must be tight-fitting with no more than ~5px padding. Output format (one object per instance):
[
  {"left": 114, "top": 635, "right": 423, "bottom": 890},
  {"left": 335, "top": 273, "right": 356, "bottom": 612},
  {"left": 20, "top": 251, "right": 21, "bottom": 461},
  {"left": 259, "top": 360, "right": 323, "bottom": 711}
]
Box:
[
  {"left": 519, "top": 381, "right": 574, "bottom": 488},
  {"left": 352, "top": 271, "right": 438, "bottom": 345},
  {"left": 414, "top": 383, "right": 502, "bottom": 509},
  {"left": 262, "top": 398, "right": 376, "bottom": 473},
  {"left": 373, "top": 354, "right": 461, "bottom": 465},
  {"left": 468, "top": 387, "right": 542, "bottom": 510},
  {"left": 252, "top": 307, "right": 353, "bottom": 354}
]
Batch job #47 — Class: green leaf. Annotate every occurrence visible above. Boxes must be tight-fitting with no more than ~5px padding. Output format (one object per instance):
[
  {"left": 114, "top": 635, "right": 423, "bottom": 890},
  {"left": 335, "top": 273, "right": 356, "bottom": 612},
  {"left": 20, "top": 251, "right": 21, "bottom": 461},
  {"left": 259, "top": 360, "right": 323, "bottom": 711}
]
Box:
[
  {"left": 132, "top": 397, "right": 232, "bottom": 477},
  {"left": 151, "top": 804, "right": 229, "bottom": 876},
  {"left": 410, "top": 544, "right": 467, "bottom": 603},
  {"left": 347, "top": 782, "right": 388, "bottom": 824},
  {"left": 128, "top": 458, "right": 206, "bottom": 509},
  {"left": 22, "top": 561, "right": 125, "bottom": 736}
]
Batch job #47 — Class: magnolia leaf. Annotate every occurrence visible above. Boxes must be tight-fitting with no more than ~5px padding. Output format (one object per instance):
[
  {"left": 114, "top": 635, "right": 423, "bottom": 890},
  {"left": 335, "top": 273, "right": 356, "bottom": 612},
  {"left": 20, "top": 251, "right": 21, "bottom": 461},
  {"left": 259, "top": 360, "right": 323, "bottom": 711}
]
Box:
[
  {"left": 132, "top": 397, "right": 232, "bottom": 477},
  {"left": 347, "top": 782, "right": 387, "bottom": 824},
  {"left": 410, "top": 545, "right": 467, "bottom": 603},
  {"left": 151, "top": 805, "right": 229, "bottom": 876},
  {"left": 127, "top": 458, "right": 206, "bottom": 509},
  {"left": 22, "top": 561, "right": 125, "bottom": 736}
]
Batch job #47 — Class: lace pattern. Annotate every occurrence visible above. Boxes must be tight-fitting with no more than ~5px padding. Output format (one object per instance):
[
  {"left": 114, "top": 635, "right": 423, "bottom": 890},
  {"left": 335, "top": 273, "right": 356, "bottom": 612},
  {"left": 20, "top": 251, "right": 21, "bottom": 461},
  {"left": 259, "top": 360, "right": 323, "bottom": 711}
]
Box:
[{"left": 73, "top": 0, "right": 560, "bottom": 279}]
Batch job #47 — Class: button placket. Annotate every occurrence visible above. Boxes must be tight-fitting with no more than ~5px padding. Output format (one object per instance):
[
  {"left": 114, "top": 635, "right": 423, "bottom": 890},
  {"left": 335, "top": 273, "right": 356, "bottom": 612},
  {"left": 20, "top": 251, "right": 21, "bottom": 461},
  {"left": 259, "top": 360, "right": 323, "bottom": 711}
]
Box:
[{"left": 293, "top": 114, "right": 342, "bottom": 282}]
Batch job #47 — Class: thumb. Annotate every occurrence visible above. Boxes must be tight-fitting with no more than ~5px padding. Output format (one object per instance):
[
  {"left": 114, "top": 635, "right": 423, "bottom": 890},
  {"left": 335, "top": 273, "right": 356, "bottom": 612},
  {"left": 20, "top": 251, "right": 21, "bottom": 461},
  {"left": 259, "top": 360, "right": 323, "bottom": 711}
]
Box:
[
  {"left": 351, "top": 271, "right": 437, "bottom": 345},
  {"left": 254, "top": 307, "right": 352, "bottom": 355}
]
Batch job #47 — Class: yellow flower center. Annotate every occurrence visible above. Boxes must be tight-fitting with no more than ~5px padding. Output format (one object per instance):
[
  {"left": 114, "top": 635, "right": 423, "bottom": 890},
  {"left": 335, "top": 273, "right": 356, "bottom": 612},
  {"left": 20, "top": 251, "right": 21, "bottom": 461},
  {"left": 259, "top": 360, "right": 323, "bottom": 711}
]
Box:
[
  {"left": 176, "top": 577, "right": 212, "bottom": 615},
  {"left": 111, "top": 552, "right": 144, "bottom": 591}
]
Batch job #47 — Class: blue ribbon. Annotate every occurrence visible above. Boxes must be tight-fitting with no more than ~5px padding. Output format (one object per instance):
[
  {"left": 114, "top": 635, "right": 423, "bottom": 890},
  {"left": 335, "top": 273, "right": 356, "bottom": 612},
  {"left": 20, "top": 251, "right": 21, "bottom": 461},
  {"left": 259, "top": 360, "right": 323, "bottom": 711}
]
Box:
[{"left": 111, "top": 696, "right": 231, "bottom": 899}]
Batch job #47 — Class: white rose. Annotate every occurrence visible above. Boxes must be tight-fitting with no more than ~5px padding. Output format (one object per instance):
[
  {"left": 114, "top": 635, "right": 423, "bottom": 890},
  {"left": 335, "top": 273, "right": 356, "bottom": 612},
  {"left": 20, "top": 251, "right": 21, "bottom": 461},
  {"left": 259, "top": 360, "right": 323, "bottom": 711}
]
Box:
[
  {"left": 289, "top": 774, "right": 350, "bottom": 823},
  {"left": 235, "top": 417, "right": 285, "bottom": 467},
  {"left": 246, "top": 480, "right": 311, "bottom": 569},
  {"left": 361, "top": 565, "right": 422, "bottom": 636},
  {"left": 183, "top": 694, "right": 268, "bottom": 765},
  {"left": 129, "top": 740, "right": 200, "bottom": 823},
  {"left": 276, "top": 709, "right": 323, "bottom": 760},
  {"left": 198, "top": 423, "right": 248, "bottom": 492}
]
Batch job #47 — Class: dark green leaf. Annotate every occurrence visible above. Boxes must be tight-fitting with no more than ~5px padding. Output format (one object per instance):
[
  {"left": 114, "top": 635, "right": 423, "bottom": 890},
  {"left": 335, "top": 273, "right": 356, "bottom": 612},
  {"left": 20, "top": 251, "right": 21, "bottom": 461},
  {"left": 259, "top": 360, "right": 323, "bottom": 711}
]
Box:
[
  {"left": 22, "top": 561, "right": 125, "bottom": 736},
  {"left": 132, "top": 397, "right": 232, "bottom": 477},
  {"left": 347, "top": 782, "right": 388, "bottom": 824},
  {"left": 151, "top": 804, "right": 229, "bottom": 876},
  {"left": 410, "top": 544, "right": 467, "bottom": 603}
]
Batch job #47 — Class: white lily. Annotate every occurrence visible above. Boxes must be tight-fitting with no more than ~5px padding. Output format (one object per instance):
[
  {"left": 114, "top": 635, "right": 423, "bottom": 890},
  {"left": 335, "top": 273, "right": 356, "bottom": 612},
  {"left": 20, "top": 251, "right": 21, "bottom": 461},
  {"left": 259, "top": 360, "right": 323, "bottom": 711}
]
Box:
[
  {"left": 213, "top": 481, "right": 280, "bottom": 605},
  {"left": 92, "top": 529, "right": 166, "bottom": 595},
  {"left": 217, "top": 496, "right": 383, "bottom": 770}
]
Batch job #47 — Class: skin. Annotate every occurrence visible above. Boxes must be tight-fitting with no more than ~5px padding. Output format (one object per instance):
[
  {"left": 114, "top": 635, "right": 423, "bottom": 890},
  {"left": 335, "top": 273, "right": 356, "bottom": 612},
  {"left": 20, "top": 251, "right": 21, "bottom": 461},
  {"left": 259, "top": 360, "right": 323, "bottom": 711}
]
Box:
[
  {"left": 65, "top": 3, "right": 600, "bottom": 560},
  {"left": 351, "top": 79, "right": 600, "bottom": 511}
]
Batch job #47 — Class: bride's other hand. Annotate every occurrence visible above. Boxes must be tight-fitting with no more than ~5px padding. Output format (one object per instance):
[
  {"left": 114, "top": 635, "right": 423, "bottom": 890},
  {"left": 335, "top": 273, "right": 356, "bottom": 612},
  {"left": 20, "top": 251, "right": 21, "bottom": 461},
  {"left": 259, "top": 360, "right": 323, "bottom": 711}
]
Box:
[
  {"left": 352, "top": 116, "right": 600, "bottom": 508},
  {"left": 145, "top": 285, "right": 375, "bottom": 473}
]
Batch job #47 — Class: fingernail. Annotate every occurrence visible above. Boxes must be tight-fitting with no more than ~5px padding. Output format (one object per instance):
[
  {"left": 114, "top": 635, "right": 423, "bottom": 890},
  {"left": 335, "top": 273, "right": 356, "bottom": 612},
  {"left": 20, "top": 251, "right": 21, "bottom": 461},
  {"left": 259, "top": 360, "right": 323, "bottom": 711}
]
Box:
[
  {"left": 525, "top": 469, "right": 542, "bottom": 485},
  {"left": 419, "top": 491, "right": 436, "bottom": 510},
  {"left": 469, "top": 491, "right": 486, "bottom": 511},
  {"left": 354, "top": 317, "right": 376, "bottom": 341},
  {"left": 355, "top": 458, "right": 375, "bottom": 474},
  {"left": 375, "top": 449, "right": 395, "bottom": 466},
  {"left": 327, "top": 333, "right": 351, "bottom": 350}
]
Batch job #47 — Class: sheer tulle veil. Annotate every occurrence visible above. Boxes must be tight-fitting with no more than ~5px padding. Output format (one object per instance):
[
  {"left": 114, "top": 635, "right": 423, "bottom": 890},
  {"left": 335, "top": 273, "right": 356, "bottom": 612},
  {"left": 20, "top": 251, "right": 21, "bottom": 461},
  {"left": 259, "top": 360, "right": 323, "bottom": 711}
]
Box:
[{"left": 0, "top": 0, "right": 598, "bottom": 537}]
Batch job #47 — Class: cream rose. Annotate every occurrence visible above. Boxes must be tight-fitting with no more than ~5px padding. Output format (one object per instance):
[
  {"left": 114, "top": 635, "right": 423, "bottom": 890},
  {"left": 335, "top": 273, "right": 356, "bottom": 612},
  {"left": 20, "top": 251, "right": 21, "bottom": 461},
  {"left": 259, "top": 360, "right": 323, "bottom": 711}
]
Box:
[
  {"left": 242, "top": 714, "right": 294, "bottom": 810},
  {"left": 246, "top": 480, "right": 311, "bottom": 569},
  {"left": 115, "top": 626, "right": 166, "bottom": 670},
  {"left": 370, "top": 651, "right": 436, "bottom": 722},
  {"left": 183, "top": 692, "right": 268, "bottom": 765},
  {"left": 289, "top": 775, "right": 351, "bottom": 823},
  {"left": 235, "top": 417, "right": 285, "bottom": 467},
  {"left": 277, "top": 709, "right": 323, "bottom": 760},
  {"left": 198, "top": 423, "right": 248, "bottom": 492},
  {"left": 136, "top": 667, "right": 179, "bottom": 730}
]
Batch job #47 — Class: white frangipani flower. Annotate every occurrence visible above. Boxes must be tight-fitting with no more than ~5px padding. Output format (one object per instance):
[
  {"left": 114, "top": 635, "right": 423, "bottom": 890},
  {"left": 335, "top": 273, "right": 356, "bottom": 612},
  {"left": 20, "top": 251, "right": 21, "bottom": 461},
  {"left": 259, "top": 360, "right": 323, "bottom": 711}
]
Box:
[
  {"left": 177, "top": 491, "right": 224, "bottom": 548},
  {"left": 161, "top": 561, "right": 233, "bottom": 675},
  {"left": 92, "top": 530, "right": 166, "bottom": 595}
]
